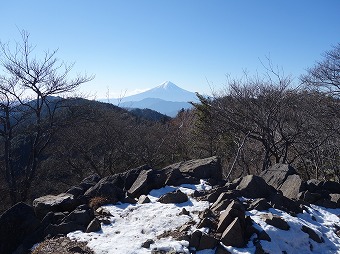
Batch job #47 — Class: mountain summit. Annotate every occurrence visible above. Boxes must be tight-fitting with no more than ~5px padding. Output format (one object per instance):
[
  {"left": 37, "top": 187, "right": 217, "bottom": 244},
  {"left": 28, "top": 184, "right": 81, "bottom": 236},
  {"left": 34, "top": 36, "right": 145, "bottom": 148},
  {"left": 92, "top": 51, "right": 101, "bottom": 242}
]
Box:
[
  {"left": 120, "top": 81, "right": 197, "bottom": 103},
  {"left": 107, "top": 81, "right": 198, "bottom": 117},
  {"left": 157, "top": 81, "right": 179, "bottom": 89}
]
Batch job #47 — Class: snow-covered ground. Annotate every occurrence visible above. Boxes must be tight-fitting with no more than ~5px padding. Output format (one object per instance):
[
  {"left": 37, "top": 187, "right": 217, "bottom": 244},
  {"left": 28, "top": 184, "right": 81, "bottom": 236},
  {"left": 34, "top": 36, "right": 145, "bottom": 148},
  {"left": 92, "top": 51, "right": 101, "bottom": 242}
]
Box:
[{"left": 68, "top": 181, "right": 340, "bottom": 254}]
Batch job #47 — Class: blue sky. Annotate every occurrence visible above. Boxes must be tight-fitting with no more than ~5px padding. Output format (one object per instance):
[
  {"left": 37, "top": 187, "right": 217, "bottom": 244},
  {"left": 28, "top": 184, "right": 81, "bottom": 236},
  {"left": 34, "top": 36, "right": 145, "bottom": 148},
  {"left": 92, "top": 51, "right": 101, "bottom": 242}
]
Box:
[{"left": 1, "top": 1, "right": 340, "bottom": 98}]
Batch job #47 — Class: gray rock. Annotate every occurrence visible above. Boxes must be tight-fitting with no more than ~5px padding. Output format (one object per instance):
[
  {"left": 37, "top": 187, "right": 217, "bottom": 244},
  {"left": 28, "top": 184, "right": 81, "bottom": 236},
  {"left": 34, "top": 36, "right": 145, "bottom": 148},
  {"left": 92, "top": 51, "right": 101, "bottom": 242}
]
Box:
[
  {"left": 236, "top": 175, "right": 275, "bottom": 198},
  {"left": 81, "top": 173, "right": 101, "bottom": 185},
  {"left": 78, "top": 173, "right": 102, "bottom": 193},
  {"left": 95, "top": 207, "right": 112, "bottom": 216},
  {"left": 260, "top": 213, "right": 290, "bottom": 231},
  {"left": 84, "top": 179, "right": 124, "bottom": 203},
  {"left": 298, "top": 190, "right": 322, "bottom": 203},
  {"left": 220, "top": 217, "right": 245, "bottom": 247},
  {"left": 330, "top": 193, "right": 340, "bottom": 206},
  {"left": 122, "top": 193, "right": 137, "bottom": 204},
  {"left": 198, "top": 234, "right": 218, "bottom": 250},
  {"left": 86, "top": 218, "right": 101, "bottom": 233},
  {"left": 122, "top": 165, "right": 151, "bottom": 190},
  {"left": 33, "top": 193, "right": 78, "bottom": 219},
  {"left": 254, "top": 242, "right": 267, "bottom": 254},
  {"left": 279, "top": 174, "right": 306, "bottom": 199},
  {"left": 212, "top": 199, "right": 231, "bottom": 212},
  {"left": 189, "top": 230, "right": 202, "bottom": 249},
  {"left": 197, "top": 217, "right": 216, "bottom": 229},
  {"left": 314, "top": 199, "right": 338, "bottom": 209},
  {"left": 62, "top": 206, "right": 94, "bottom": 227},
  {"left": 260, "top": 164, "right": 297, "bottom": 189},
  {"left": 216, "top": 200, "right": 245, "bottom": 233},
  {"left": 248, "top": 198, "right": 272, "bottom": 211},
  {"left": 211, "top": 191, "right": 236, "bottom": 211},
  {"left": 205, "top": 186, "right": 230, "bottom": 203},
  {"left": 179, "top": 207, "right": 190, "bottom": 216},
  {"left": 138, "top": 195, "right": 151, "bottom": 204},
  {"left": 163, "top": 156, "right": 222, "bottom": 182},
  {"left": 158, "top": 190, "right": 188, "bottom": 204},
  {"left": 163, "top": 167, "right": 184, "bottom": 186},
  {"left": 128, "top": 169, "right": 167, "bottom": 198},
  {"left": 179, "top": 224, "right": 191, "bottom": 232},
  {"left": 142, "top": 239, "right": 155, "bottom": 248},
  {"left": 269, "top": 193, "right": 303, "bottom": 215}
]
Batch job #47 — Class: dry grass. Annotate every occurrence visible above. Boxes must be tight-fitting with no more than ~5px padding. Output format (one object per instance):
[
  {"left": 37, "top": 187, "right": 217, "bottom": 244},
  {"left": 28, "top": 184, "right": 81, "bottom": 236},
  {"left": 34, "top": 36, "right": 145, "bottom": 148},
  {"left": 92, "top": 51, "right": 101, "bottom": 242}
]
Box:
[
  {"left": 31, "top": 236, "right": 94, "bottom": 254},
  {"left": 88, "top": 196, "right": 109, "bottom": 210}
]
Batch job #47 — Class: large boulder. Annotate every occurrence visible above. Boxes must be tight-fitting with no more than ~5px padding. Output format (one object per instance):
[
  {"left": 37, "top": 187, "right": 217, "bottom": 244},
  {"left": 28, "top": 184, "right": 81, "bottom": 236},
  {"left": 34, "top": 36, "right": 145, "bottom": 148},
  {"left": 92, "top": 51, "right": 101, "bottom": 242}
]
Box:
[
  {"left": 198, "top": 234, "right": 218, "bottom": 250},
  {"left": 128, "top": 169, "right": 167, "bottom": 198},
  {"left": 86, "top": 218, "right": 101, "bottom": 233},
  {"left": 268, "top": 193, "right": 303, "bottom": 215},
  {"left": 235, "top": 175, "right": 276, "bottom": 199},
  {"left": 84, "top": 179, "right": 124, "bottom": 203},
  {"left": 158, "top": 190, "right": 188, "bottom": 204},
  {"left": 278, "top": 174, "right": 306, "bottom": 199},
  {"left": 220, "top": 217, "right": 246, "bottom": 247},
  {"left": 121, "top": 164, "right": 151, "bottom": 190},
  {"left": 0, "top": 202, "right": 41, "bottom": 254},
  {"left": 248, "top": 198, "right": 272, "bottom": 211},
  {"left": 33, "top": 193, "right": 79, "bottom": 219},
  {"left": 62, "top": 205, "right": 94, "bottom": 227},
  {"left": 260, "top": 213, "right": 290, "bottom": 231},
  {"left": 163, "top": 156, "right": 222, "bottom": 183},
  {"left": 259, "top": 164, "right": 297, "bottom": 190},
  {"left": 216, "top": 200, "right": 245, "bottom": 233}
]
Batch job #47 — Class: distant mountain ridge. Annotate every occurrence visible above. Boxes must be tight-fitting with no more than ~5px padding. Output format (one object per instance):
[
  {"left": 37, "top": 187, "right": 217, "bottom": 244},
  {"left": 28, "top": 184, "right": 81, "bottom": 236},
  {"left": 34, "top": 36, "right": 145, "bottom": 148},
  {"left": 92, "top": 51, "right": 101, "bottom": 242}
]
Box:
[{"left": 108, "top": 81, "right": 198, "bottom": 117}]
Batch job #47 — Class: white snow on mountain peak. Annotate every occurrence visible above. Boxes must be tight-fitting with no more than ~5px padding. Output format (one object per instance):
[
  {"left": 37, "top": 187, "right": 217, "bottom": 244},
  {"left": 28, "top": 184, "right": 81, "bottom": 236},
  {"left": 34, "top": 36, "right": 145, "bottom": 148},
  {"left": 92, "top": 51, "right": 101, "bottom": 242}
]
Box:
[
  {"left": 118, "top": 81, "right": 196, "bottom": 102},
  {"left": 157, "top": 81, "right": 179, "bottom": 90}
]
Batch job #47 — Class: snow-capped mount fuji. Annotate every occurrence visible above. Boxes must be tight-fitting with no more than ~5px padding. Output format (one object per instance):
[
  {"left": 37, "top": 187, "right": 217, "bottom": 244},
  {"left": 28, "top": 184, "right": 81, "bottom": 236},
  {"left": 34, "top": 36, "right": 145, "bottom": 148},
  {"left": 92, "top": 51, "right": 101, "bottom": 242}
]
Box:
[
  {"left": 113, "top": 81, "right": 199, "bottom": 117},
  {"left": 120, "top": 81, "right": 197, "bottom": 103}
]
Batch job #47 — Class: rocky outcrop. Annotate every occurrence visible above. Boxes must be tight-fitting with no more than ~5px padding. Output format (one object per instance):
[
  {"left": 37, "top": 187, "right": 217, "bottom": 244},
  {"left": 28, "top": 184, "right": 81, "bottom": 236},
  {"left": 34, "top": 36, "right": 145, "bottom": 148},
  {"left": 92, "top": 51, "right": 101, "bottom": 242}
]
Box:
[{"left": 2, "top": 158, "right": 340, "bottom": 253}]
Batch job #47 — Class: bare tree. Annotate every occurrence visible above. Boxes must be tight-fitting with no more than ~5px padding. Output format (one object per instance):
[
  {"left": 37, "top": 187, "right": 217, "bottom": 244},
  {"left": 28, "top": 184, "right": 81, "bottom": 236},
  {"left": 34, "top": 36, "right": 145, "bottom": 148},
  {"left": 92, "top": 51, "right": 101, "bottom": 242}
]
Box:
[
  {"left": 301, "top": 43, "right": 340, "bottom": 96},
  {"left": 0, "top": 30, "right": 93, "bottom": 204}
]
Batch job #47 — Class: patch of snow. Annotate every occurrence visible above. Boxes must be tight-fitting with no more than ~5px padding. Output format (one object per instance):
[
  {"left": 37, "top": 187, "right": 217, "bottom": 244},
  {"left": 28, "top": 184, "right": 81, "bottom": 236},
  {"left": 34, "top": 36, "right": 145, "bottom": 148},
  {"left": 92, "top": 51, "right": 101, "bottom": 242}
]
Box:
[
  {"left": 68, "top": 183, "right": 210, "bottom": 254},
  {"left": 248, "top": 206, "right": 340, "bottom": 254},
  {"left": 67, "top": 182, "right": 340, "bottom": 254}
]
